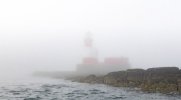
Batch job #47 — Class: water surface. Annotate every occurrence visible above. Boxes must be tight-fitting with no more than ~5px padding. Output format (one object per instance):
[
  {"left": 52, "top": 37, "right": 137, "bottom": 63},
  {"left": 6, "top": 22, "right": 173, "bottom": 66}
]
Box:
[{"left": 0, "top": 77, "right": 180, "bottom": 100}]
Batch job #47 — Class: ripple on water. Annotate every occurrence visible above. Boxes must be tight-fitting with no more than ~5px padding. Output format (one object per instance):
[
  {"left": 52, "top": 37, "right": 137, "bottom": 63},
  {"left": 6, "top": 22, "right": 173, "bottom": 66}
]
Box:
[{"left": 0, "top": 79, "right": 181, "bottom": 100}]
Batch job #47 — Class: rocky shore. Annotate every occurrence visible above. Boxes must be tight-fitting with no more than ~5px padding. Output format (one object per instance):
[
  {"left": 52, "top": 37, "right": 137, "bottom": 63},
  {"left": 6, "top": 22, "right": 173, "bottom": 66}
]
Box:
[{"left": 68, "top": 67, "right": 181, "bottom": 94}]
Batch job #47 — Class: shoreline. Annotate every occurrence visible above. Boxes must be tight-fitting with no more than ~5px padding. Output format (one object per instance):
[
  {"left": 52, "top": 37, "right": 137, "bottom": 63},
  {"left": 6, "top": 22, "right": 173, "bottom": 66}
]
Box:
[{"left": 66, "top": 67, "right": 181, "bottom": 94}]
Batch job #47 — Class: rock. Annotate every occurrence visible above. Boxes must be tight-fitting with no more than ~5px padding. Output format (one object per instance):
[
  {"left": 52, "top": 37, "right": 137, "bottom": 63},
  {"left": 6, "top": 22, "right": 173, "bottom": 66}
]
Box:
[
  {"left": 177, "top": 79, "right": 181, "bottom": 93},
  {"left": 69, "top": 66, "right": 181, "bottom": 94},
  {"left": 126, "top": 69, "right": 145, "bottom": 87},
  {"left": 145, "top": 67, "right": 179, "bottom": 83},
  {"left": 79, "top": 75, "right": 104, "bottom": 84},
  {"left": 141, "top": 67, "right": 180, "bottom": 93},
  {"left": 104, "top": 71, "right": 127, "bottom": 86}
]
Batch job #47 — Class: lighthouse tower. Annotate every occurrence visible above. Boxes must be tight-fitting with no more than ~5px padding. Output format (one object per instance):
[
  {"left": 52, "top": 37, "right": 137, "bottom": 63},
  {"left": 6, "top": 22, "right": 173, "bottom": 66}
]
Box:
[
  {"left": 76, "top": 32, "right": 131, "bottom": 75},
  {"left": 83, "top": 32, "right": 98, "bottom": 64}
]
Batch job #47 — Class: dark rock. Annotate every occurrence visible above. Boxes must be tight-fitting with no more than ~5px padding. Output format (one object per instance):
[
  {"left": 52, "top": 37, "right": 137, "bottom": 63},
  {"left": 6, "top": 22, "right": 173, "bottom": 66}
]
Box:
[
  {"left": 145, "top": 67, "right": 180, "bottom": 84},
  {"left": 70, "top": 66, "right": 181, "bottom": 94},
  {"left": 79, "top": 75, "right": 104, "bottom": 84},
  {"left": 104, "top": 71, "right": 127, "bottom": 86},
  {"left": 141, "top": 67, "right": 180, "bottom": 93},
  {"left": 126, "top": 69, "right": 145, "bottom": 87}
]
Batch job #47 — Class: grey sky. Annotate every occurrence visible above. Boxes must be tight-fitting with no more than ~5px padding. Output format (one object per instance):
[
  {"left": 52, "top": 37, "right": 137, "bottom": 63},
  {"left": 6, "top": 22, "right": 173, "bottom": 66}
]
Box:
[{"left": 0, "top": 0, "right": 181, "bottom": 77}]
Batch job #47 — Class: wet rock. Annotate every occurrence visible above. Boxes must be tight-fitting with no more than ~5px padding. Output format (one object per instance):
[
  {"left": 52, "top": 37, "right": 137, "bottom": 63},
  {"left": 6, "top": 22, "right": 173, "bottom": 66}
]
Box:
[
  {"left": 177, "top": 79, "right": 181, "bottom": 93},
  {"left": 145, "top": 67, "right": 180, "bottom": 84},
  {"left": 141, "top": 67, "right": 180, "bottom": 93},
  {"left": 79, "top": 75, "right": 104, "bottom": 84},
  {"left": 142, "top": 82, "right": 178, "bottom": 93},
  {"left": 126, "top": 69, "right": 145, "bottom": 87},
  {"left": 104, "top": 71, "right": 127, "bottom": 86},
  {"left": 71, "top": 67, "right": 181, "bottom": 94}
]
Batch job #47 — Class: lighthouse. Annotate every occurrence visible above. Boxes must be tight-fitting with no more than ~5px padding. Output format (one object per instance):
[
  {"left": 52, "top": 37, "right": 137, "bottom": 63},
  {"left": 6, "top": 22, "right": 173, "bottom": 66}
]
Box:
[
  {"left": 76, "top": 32, "right": 131, "bottom": 75},
  {"left": 83, "top": 32, "right": 98, "bottom": 64}
]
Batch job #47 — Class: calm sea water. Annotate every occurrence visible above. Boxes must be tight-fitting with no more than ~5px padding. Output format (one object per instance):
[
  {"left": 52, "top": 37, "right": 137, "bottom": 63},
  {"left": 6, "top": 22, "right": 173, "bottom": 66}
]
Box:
[{"left": 0, "top": 77, "right": 180, "bottom": 100}]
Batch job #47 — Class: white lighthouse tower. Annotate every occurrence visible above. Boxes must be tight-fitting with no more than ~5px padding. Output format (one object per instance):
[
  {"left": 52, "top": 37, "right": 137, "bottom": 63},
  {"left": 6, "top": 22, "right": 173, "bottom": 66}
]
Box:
[
  {"left": 76, "top": 32, "right": 131, "bottom": 75},
  {"left": 84, "top": 32, "right": 98, "bottom": 59}
]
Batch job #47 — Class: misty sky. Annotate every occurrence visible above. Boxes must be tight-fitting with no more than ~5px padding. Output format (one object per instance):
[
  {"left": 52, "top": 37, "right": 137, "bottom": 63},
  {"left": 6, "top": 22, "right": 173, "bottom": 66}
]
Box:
[{"left": 0, "top": 0, "right": 181, "bottom": 76}]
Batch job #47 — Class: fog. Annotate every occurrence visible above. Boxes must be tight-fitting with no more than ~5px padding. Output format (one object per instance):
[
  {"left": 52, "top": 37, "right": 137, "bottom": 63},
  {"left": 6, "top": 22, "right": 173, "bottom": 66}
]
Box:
[{"left": 0, "top": 0, "right": 181, "bottom": 78}]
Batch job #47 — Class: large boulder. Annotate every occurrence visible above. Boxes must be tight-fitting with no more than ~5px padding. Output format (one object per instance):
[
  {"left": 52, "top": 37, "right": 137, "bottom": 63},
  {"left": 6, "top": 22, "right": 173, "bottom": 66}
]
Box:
[
  {"left": 104, "top": 71, "right": 127, "bottom": 86},
  {"left": 126, "top": 69, "right": 145, "bottom": 87},
  {"left": 145, "top": 67, "right": 180, "bottom": 84},
  {"left": 142, "top": 67, "right": 180, "bottom": 93}
]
